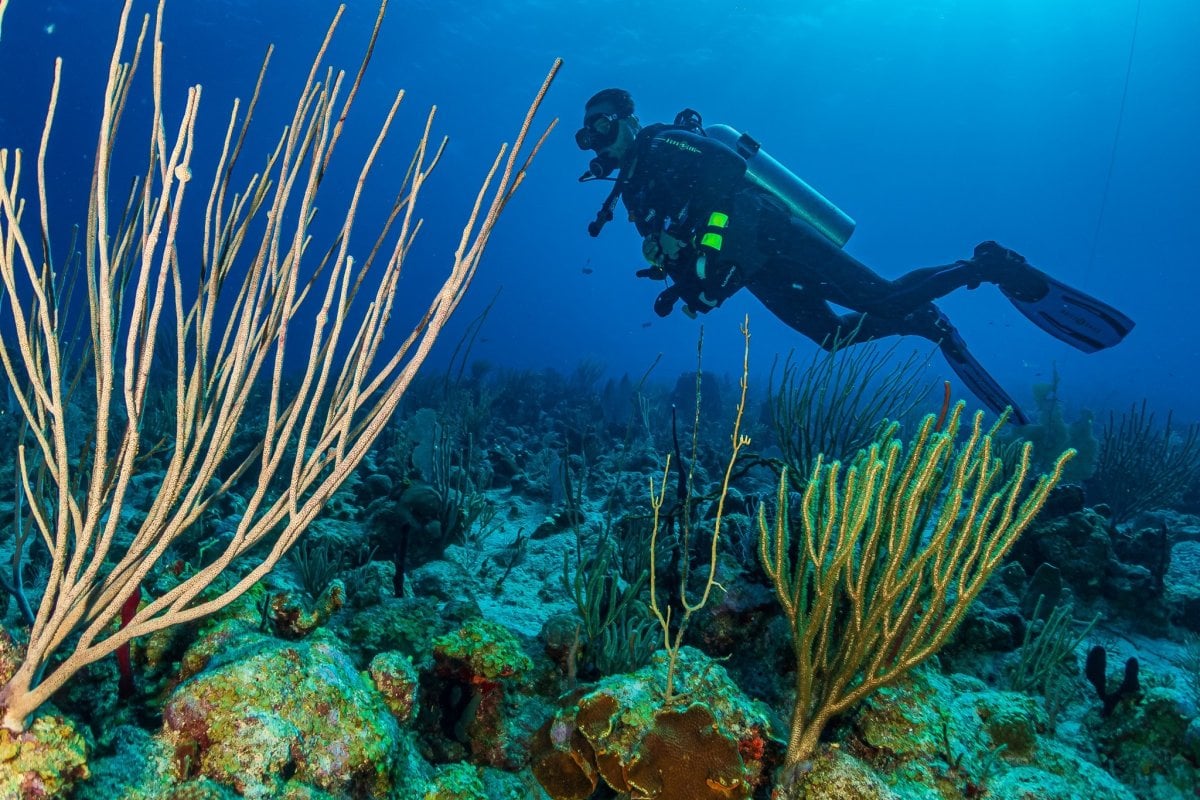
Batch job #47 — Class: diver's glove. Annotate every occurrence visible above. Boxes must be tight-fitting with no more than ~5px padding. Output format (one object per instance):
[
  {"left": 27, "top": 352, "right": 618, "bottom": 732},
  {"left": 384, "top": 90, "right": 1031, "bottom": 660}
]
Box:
[
  {"left": 649, "top": 258, "right": 739, "bottom": 319},
  {"left": 691, "top": 252, "right": 741, "bottom": 307},
  {"left": 653, "top": 284, "right": 683, "bottom": 317},
  {"left": 652, "top": 281, "right": 709, "bottom": 318},
  {"left": 653, "top": 280, "right": 719, "bottom": 319}
]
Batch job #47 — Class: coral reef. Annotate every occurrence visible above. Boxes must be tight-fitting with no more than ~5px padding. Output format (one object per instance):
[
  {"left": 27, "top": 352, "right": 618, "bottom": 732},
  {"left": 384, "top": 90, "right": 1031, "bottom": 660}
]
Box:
[{"left": 3, "top": 350, "right": 1198, "bottom": 800}]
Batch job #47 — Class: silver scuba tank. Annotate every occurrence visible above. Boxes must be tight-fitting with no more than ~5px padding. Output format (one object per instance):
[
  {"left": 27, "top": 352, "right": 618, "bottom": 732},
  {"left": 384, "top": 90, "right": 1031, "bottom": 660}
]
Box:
[{"left": 705, "top": 123, "right": 856, "bottom": 248}]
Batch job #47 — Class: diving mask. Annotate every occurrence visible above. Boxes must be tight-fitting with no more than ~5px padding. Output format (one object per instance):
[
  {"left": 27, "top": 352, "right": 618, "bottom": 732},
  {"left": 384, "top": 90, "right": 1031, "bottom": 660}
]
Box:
[{"left": 574, "top": 112, "right": 621, "bottom": 151}]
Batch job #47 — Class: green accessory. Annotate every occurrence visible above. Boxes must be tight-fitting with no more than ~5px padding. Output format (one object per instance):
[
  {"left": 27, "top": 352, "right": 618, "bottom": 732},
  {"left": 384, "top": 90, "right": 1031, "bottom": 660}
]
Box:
[{"left": 698, "top": 211, "right": 729, "bottom": 253}]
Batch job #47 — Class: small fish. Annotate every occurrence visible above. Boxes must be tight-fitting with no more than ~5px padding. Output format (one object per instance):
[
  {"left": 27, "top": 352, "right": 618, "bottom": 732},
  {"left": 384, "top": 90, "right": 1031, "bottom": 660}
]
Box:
[
  {"left": 581, "top": 267, "right": 593, "bottom": 275},
  {"left": 641, "top": 321, "right": 652, "bottom": 328}
]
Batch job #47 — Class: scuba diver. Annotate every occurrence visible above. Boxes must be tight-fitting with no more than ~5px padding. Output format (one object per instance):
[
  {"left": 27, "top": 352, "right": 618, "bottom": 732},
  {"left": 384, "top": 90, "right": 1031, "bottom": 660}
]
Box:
[{"left": 576, "top": 88, "right": 1135, "bottom": 424}]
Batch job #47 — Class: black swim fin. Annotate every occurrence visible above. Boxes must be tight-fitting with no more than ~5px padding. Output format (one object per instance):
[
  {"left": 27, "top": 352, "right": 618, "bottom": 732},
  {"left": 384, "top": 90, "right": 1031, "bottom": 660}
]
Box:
[
  {"left": 939, "top": 326, "right": 1030, "bottom": 425},
  {"left": 1001, "top": 273, "right": 1134, "bottom": 354}
]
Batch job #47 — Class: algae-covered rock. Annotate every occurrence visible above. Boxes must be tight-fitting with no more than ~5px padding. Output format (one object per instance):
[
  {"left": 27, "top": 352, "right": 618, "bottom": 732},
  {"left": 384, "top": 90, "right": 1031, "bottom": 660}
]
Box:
[
  {"left": 266, "top": 579, "right": 345, "bottom": 639},
  {"left": 430, "top": 617, "right": 537, "bottom": 769},
  {"left": 418, "top": 760, "right": 548, "bottom": 800},
  {"left": 1166, "top": 540, "right": 1200, "bottom": 632},
  {"left": 973, "top": 691, "right": 1042, "bottom": 759},
  {"left": 769, "top": 747, "right": 900, "bottom": 800},
  {"left": 161, "top": 777, "right": 242, "bottom": 799},
  {"left": 433, "top": 617, "right": 533, "bottom": 683},
  {"left": 369, "top": 651, "right": 420, "bottom": 724},
  {"left": 340, "top": 595, "right": 459, "bottom": 665},
  {"left": 73, "top": 725, "right": 173, "bottom": 800},
  {"left": 531, "top": 646, "right": 777, "bottom": 800},
  {"left": 160, "top": 621, "right": 401, "bottom": 798},
  {"left": 1087, "top": 684, "right": 1200, "bottom": 798},
  {"left": 422, "top": 762, "right": 487, "bottom": 800},
  {"left": 0, "top": 713, "right": 89, "bottom": 799},
  {"left": 848, "top": 666, "right": 1138, "bottom": 800},
  {"left": 1012, "top": 509, "right": 1113, "bottom": 600},
  {"left": 988, "top": 762, "right": 1134, "bottom": 800}
]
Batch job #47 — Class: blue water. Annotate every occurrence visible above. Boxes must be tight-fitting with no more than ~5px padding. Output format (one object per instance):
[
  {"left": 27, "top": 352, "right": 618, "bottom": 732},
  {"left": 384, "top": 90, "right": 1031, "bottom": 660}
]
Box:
[{"left": 2, "top": 0, "right": 1197, "bottom": 419}]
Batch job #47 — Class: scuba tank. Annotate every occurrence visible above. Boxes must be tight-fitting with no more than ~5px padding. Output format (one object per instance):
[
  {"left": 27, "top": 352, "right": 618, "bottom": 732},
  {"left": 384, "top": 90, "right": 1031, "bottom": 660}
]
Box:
[{"left": 704, "top": 123, "right": 856, "bottom": 248}]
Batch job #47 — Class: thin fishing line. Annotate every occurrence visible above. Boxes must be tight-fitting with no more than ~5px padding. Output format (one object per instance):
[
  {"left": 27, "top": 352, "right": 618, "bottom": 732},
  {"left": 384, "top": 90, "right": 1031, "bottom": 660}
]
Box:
[{"left": 1085, "top": 0, "right": 1142, "bottom": 284}]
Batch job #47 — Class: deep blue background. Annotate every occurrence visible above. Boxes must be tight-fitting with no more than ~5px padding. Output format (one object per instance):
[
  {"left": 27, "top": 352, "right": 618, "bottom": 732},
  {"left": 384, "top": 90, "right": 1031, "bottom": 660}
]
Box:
[{"left": 2, "top": 0, "right": 1196, "bottom": 421}]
